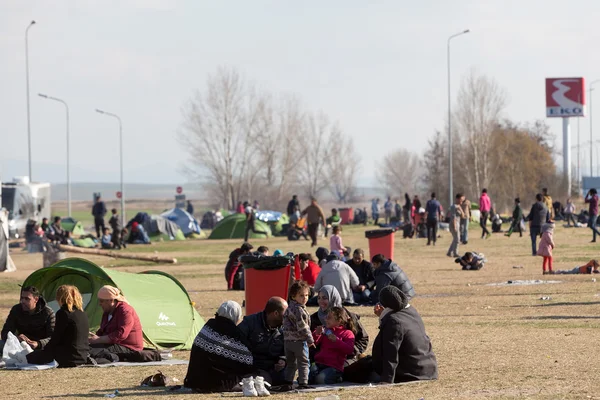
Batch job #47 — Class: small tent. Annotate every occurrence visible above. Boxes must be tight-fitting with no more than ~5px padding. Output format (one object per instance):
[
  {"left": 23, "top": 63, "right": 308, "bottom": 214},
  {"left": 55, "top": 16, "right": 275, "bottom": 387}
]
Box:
[
  {"left": 23, "top": 258, "right": 203, "bottom": 349},
  {"left": 61, "top": 217, "right": 86, "bottom": 237},
  {"left": 160, "top": 208, "right": 201, "bottom": 236},
  {"left": 126, "top": 212, "right": 185, "bottom": 241},
  {"left": 208, "top": 213, "right": 271, "bottom": 240},
  {"left": 256, "top": 211, "right": 289, "bottom": 236}
]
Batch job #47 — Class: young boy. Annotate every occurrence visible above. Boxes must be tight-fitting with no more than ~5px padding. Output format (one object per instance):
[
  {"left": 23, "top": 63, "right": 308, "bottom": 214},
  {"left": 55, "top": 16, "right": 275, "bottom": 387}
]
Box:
[
  {"left": 108, "top": 209, "right": 123, "bottom": 249},
  {"left": 101, "top": 227, "right": 113, "bottom": 249},
  {"left": 455, "top": 252, "right": 486, "bottom": 270},
  {"left": 324, "top": 209, "right": 341, "bottom": 237},
  {"left": 282, "top": 281, "right": 314, "bottom": 390}
]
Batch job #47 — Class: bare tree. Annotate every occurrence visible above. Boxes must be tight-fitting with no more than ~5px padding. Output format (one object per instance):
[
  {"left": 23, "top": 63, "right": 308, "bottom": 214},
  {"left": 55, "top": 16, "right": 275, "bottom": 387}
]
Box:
[
  {"left": 327, "top": 135, "right": 360, "bottom": 203},
  {"left": 454, "top": 70, "right": 508, "bottom": 195},
  {"left": 297, "top": 112, "right": 334, "bottom": 198},
  {"left": 378, "top": 149, "right": 421, "bottom": 196},
  {"left": 179, "top": 67, "right": 260, "bottom": 209}
]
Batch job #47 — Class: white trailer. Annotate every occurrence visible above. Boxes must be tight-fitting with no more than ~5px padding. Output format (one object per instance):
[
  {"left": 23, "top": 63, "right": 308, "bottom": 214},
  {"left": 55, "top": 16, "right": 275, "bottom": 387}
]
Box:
[{"left": 1, "top": 177, "right": 51, "bottom": 238}]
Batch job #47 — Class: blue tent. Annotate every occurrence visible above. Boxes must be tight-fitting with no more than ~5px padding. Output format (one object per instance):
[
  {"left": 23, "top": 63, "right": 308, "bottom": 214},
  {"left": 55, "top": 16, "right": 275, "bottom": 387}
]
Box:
[{"left": 160, "top": 208, "right": 201, "bottom": 236}]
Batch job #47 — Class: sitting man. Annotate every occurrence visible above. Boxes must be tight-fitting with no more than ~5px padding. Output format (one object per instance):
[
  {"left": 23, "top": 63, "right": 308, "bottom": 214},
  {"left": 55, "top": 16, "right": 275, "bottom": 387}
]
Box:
[
  {"left": 89, "top": 285, "right": 144, "bottom": 362},
  {"left": 455, "top": 252, "right": 486, "bottom": 271},
  {"left": 371, "top": 254, "right": 415, "bottom": 303},
  {"left": 225, "top": 242, "right": 254, "bottom": 290},
  {"left": 324, "top": 208, "right": 341, "bottom": 237},
  {"left": 127, "top": 222, "right": 150, "bottom": 244},
  {"left": 1, "top": 286, "right": 55, "bottom": 354},
  {"left": 238, "top": 297, "right": 288, "bottom": 385},
  {"left": 346, "top": 248, "right": 375, "bottom": 304}
]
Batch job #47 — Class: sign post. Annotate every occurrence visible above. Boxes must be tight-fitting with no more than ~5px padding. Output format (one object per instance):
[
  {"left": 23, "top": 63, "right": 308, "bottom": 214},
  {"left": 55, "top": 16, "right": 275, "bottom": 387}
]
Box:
[
  {"left": 546, "top": 77, "right": 586, "bottom": 196},
  {"left": 175, "top": 186, "right": 185, "bottom": 209}
]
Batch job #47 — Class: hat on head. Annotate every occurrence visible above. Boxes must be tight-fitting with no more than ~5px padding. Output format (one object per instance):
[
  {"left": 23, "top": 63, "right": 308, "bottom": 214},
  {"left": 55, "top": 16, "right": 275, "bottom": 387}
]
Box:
[
  {"left": 315, "top": 247, "right": 329, "bottom": 262},
  {"left": 273, "top": 249, "right": 283, "bottom": 256},
  {"left": 98, "top": 285, "right": 127, "bottom": 303},
  {"left": 379, "top": 285, "right": 408, "bottom": 312},
  {"left": 216, "top": 300, "right": 242, "bottom": 324}
]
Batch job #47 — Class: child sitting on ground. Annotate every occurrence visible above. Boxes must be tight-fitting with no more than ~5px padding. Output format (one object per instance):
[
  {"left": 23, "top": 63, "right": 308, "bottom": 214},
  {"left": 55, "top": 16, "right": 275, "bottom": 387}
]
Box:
[
  {"left": 325, "top": 209, "right": 341, "bottom": 237},
  {"left": 554, "top": 259, "right": 600, "bottom": 274},
  {"left": 455, "top": 252, "right": 486, "bottom": 270},
  {"left": 538, "top": 222, "right": 555, "bottom": 275},
  {"left": 101, "top": 228, "right": 112, "bottom": 249},
  {"left": 282, "top": 281, "right": 314, "bottom": 390},
  {"left": 310, "top": 306, "right": 356, "bottom": 384}
]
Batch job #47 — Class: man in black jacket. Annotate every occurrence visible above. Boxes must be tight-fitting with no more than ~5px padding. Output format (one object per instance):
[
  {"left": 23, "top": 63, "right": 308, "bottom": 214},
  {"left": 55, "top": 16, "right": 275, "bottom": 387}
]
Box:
[
  {"left": 370, "top": 254, "right": 415, "bottom": 303},
  {"left": 345, "top": 248, "right": 375, "bottom": 304},
  {"left": 372, "top": 286, "right": 437, "bottom": 383},
  {"left": 525, "top": 193, "right": 550, "bottom": 256},
  {"left": 287, "top": 195, "right": 300, "bottom": 216},
  {"left": 1, "top": 286, "right": 55, "bottom": 354},
  {"left": 92, "top": 196, "right": 107, "bottom": 238},
  {"left": 238, "top": 297, "right": 288, "bottom": 385}
]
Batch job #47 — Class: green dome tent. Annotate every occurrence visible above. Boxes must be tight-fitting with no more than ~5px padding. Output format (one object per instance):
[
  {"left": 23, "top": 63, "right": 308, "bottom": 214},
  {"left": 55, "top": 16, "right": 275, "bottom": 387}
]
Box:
[
  {"left": 23, "top": 258, "right": 204, "bottom": 350},
  {"left": 208, "top": 213, "right": 271, "bottom": 240}
]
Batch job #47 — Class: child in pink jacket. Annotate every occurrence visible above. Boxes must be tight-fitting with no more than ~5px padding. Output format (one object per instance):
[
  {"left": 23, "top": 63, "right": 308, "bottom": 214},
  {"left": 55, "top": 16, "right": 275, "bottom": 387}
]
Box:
[
  {"left": 537, "top": 223, "right": 555, "bottom": 274},
  {"left": 310, "top": 307, "right": 355, "bottom": 384}
]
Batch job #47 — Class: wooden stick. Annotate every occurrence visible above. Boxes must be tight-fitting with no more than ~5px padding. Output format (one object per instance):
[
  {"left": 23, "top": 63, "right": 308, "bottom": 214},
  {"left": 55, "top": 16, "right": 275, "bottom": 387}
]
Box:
[{"left": 57, "top": 244, "right": 177, "bottom": 264}]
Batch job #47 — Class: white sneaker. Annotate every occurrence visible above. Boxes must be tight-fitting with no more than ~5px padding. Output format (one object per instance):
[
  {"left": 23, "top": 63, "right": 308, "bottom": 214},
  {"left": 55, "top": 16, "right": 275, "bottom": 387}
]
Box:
[
  {"left": 254, "top": 376, "right": 271, "bottom": 396},
  {"left": 240, "top": 377, "right": 258, "bottom": 397}
]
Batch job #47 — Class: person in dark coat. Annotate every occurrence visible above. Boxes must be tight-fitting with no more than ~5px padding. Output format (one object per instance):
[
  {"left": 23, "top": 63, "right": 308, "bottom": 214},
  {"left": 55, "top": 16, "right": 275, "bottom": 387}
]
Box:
[
  {"left": 345, "top": 248, "right": 375, "bottom": 304},
  {"left": 0, "top": 286, "right": 55, "bottom": 354},
  {"left": 505, "top": 198, "right": 524, "bottom": 238},
  {"left": 287, "top": 195, "right": 300, "bottom": 216},
  {"left": 225, "top": 242, "right": 253, "bottom": 290},
  {"left": 238, "top": 297, "right": 288, "bottom": 385},
  {"left": 184, "top": 301, "right": 255, "bottom": 392},
  {"left": 525, "top": 193, "right": 550, "bottom": 256},
  {"left": 309, "top": 285, "right": 369, "bottom": 367},
  {"left": 92, "top": 195, "right": 107, "bottom": 238},
  {"left": 370, "top": 254, "right": 415, "bottom": 303},
  {"left": 108, "top": 209, "right": 123, "bottom": 249},
  {"left": 186, "top": 200, "right": 194, "bottom": 216},
  {"left": 27, "top": 285, "right": 89, "bottom": 368},
  {"left": 372, "top": 286, "right": 437, "bottom": 383}
]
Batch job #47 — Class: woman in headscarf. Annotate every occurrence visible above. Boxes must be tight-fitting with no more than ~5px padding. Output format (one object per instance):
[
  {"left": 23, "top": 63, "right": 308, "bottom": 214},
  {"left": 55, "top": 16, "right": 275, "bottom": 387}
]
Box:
[
  {"left": 309, "top": 285, "right": 369, "bottom": 367},
  {"left": 184, "top": 300, "right": 256, "bottom": 393}
]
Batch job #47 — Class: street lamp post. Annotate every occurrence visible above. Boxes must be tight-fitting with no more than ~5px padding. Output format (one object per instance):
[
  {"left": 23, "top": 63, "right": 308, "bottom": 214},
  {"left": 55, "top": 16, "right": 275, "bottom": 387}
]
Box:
[
  {"left": 447, "top": 29, "right": 470, "bottom": 208},
  {"left": 95, "top": 109, "right": 125, "bottom": 227},
  {"left": 25, "top": 20, "right": 36, "bottom": 182},
  {"left": 590, "top": 79, "right": 600, "bottom": 177},
  {"left": 38, "top": 94, "right": 71, "bottom": 217}
]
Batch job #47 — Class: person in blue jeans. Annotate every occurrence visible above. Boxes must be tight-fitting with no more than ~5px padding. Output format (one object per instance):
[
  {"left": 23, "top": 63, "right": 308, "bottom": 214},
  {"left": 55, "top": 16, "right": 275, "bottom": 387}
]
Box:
[
  {"left": 585, "top": 188, "right": 600, "bottom": 243},
  {"left": 424, "top": 193, "right": 441, "bottom": 246},
  {"left": 526, "top": 193, "right": 550, "bottom": 256}
]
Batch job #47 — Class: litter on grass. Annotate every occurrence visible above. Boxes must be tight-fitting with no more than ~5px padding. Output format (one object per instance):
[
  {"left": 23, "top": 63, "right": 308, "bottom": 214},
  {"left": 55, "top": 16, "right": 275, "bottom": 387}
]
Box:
[{"left": 486, "top": 280, "right": 562, "bottom": 286}]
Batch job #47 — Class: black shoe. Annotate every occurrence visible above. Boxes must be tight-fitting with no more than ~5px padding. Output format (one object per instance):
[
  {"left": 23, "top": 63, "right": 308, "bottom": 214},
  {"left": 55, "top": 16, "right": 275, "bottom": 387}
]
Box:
[
  {"left": 427, "top": 242, "right": 431, "bottom": 246},
  {"left": 271, "top": 384, "right": 294, "bottom": 392},
  {"left": 297, "top": 385, "right": 314, "bottom": 390}
]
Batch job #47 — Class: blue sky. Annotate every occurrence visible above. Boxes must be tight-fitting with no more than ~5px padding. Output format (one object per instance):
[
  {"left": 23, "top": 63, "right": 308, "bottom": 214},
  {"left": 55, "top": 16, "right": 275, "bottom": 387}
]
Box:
[{"left": 1, "top": 0, "right": 600, "bottom": 185}]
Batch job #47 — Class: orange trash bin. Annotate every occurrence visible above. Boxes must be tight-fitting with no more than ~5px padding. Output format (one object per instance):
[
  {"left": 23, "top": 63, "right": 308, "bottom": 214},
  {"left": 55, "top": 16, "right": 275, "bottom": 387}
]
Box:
[
  {"left": 365, "top": 228, "right": 395, "bottom": 260},
  {"left": 244, "top": 258, "right": 291, "bottom": 315},
  {"left": 339, "top": 207, "right": 354, "bottom": 225}
]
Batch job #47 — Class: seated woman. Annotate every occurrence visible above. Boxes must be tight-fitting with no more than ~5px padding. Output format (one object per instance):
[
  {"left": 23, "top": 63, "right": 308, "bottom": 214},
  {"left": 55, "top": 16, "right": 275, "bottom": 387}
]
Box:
[
  {"left": 309, "top": 286, "right": 369, "bottom": 367},
  {"left": 184, "top": 301, "right": 257, "bottom": 393},
  {"left": 344, "top": 286, "right": 438, "bottom": 383},
  {"left": 555, "top": 259, "right": 600, "bottom": 274},
  {"left": 26, "top": 285, "right": 89, "bottom": 368},
  {"left": 127, "top": 222, "right": 150, "bottom": 244}
]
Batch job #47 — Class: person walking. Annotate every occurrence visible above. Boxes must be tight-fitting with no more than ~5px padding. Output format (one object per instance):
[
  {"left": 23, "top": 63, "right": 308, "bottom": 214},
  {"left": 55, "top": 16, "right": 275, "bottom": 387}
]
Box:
[
  {"left": 403, "top": 193, "right": 411, "bottom": 223},
  {"left": 244, "top": 202, "right": 269, "bottom": 242},
  {"left": 585, "top": 188, "right": 600, "bottom": 242},
  {"left": 459, "top": 195, "right": 471, "bottom": 244},
  {"left": 447, "top": 194, "right": 464, "bottom": 257},
  {"left": 92, "top": 195, "right": 107, "bottom": 239},
  {"left": 424, "top": 193, "right": 441, "bottom": 246},
  {"left": 505, "top": 198, "right": 524, "bottom": 237},
  {"left": 287, "top": 195, "right": 300, "bottom": 216},
  {"left": 525, "top": 193, "right": 549, "bottom": 256},
  {"left": 384, "top": 197, "right": 393, "bottom": 224},
  {"left": 564, "top": 198, "right": 577, "bottom": 227},
  {"left": 478, "top": 189, "right": 492, "bottom": 239},
  {"left": 394, "top": 199, "right": 402, "bottom": 222},
  {"left": 302, "top": 198, "right": 326, "bottom": 247},
  {"left": 371, "top": 199, "right": 380, "bottom": 225}
]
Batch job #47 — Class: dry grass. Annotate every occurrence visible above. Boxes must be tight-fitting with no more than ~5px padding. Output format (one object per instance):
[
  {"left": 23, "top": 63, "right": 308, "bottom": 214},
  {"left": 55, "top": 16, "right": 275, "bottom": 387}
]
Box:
[{"left": 2, "top": 223, "right": 600, "bottom": 399}]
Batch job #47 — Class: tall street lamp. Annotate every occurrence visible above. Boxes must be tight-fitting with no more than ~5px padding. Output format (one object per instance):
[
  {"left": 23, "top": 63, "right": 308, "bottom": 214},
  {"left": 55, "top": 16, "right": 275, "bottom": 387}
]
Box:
[
  {"left": 590, "top": 79, "right": 600, "bottom": 177},
  {"left": 38, "top": 93, "right": 71, "bottom": 217},
  {"left": 25, "top": 20, "right": 36, "bottom": 182},
  {"left": 95, "top": 109, "right": 125, "bottom": 227},
  {"left": 447, "top": 29, "right": 470, "bottom": 207}
]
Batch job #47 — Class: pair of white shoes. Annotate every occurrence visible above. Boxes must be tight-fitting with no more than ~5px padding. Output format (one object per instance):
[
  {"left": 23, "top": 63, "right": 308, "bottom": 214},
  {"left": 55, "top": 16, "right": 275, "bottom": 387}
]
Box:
[{"left": 240, "top": 376, "right": 271, "bottom": 397}]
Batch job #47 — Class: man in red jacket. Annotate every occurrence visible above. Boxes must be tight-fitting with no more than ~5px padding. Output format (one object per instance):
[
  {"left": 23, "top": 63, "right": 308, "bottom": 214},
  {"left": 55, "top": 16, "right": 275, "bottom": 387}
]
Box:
[{"left": 89, "top": 285, "right": 143, "bottom": 362}]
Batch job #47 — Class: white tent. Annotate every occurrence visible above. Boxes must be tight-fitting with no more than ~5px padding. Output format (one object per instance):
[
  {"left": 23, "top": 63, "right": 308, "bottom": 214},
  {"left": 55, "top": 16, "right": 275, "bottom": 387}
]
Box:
[{"left": 0, "top": 209, "right": 16, "bottom": 272}]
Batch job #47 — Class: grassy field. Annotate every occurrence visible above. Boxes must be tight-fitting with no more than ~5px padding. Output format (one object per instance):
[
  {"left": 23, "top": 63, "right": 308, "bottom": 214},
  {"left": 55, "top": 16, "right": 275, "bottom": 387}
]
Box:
[{"left": 1, "top": 222, "right": 600, "bottom": 399}]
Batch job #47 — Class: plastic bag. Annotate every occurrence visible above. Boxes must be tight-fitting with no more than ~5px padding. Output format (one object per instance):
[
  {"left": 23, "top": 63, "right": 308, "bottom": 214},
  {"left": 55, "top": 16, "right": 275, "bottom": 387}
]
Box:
[{"left": 1, "top": 332, "right": 34, "bottom": 366}]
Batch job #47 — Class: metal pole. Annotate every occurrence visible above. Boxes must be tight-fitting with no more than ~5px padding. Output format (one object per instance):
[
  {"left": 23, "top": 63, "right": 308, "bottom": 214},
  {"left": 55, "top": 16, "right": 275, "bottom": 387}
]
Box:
[
  {"left": 25, "top": 21, "right": 36, "bottom": 182},
  {"left": 591, "top": 87, "right": 594, "bottom": 177},
  {"left": 578, "top": 104, "right": 581, "bottom": 193},
  {"left": 447, "top": 29, "right": 470, "bottom": 208},
  {"left": 563, "top": 117, "right": 571, "bottom": 196},
  {"left": 38, "top": 94, "right": 71, "bottom": 216},
  {"left": 96, "top": 109, "right": 125, "bottom": 227}
]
